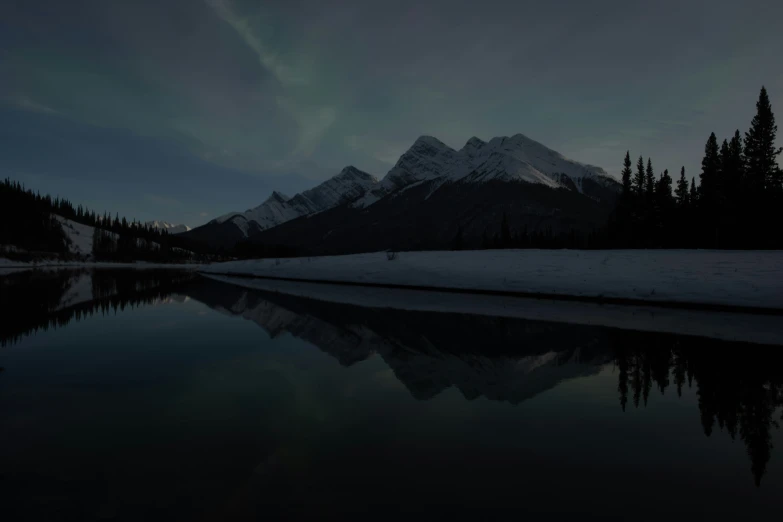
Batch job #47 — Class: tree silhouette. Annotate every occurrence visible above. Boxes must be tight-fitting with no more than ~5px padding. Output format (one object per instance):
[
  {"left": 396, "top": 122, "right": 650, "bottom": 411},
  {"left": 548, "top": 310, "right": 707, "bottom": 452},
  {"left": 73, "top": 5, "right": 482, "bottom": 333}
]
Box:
[
  {"left": 634, "top": 155, "right": 646, "bottom": 197},
  {"left": 621, "top": 151, "right": 633, "bottom": 196},
  {"left": 744, "top": 86, "right": 782, "bottom": 193},
  {"left": 675, "top": 167, "right": 689, "bottom": 207},
  {"left": 613, "top": 344, "right": 783, "bottom": 486},
  {"left": 645, "top": 158, "right": 655, "bottom": 200}
]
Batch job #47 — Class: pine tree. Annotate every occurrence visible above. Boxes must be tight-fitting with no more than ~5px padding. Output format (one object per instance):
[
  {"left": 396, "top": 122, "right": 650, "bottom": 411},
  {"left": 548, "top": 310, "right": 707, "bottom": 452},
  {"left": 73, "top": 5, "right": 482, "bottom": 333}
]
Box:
[
  {"left": 690, "top": 177, "right": 698, "bottom": 204},
  {"left": 675, "top": 167, "right": 689, "bottom": 206},
  {"left": 621, "top": 151, "right": 633, "bottom": 196},
  {"left": 634, "top": 155, "right": 646, "bottom": 196},
  {"left": 645, "top": 158, "right": 655, "bottom": 199},
  {"left": 744, "top": 86, "right": 782, "bottom": 193},
  {"left": 700, "top": 132, "right": 721, "bottom": 205},
  {"left": 727, "top": 130, "right": 745, "bottom": 186},
  {"left": 656, "top": 169, "right": 673, "bottom": 203}
]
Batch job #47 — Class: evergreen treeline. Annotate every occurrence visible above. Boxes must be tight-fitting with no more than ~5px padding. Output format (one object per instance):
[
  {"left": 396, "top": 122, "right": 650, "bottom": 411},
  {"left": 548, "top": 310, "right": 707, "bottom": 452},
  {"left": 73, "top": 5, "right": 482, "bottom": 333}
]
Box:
[
  {"left": 0, "top": 179, "right": 69, "bottom": 255},
  {"left": 0, "top": 178, "right": 213, "bottom": 262},
  {"left": 608, "top": 86, "right": 782, "bottom": 248}
]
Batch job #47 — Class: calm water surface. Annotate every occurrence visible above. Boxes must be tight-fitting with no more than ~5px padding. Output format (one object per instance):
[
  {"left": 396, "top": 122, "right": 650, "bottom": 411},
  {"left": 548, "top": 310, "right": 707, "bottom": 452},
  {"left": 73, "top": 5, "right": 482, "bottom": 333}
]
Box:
[{"left": 1, "top": 269, "right": 782, "bottom": 521}]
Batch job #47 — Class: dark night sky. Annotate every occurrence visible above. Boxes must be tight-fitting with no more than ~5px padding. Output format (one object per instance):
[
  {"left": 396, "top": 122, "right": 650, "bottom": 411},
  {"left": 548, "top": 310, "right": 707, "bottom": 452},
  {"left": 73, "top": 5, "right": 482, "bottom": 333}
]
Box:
[{"left": 1, "top": 0, "right": 781, "bottom": 226}]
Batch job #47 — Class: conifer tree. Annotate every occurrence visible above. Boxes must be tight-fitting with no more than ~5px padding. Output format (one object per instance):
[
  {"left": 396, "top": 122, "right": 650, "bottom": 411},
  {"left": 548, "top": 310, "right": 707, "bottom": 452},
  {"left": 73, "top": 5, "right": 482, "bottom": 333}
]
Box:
[
  {"left": 727, "top": 130, "right": 745, "bottom": 187},
  {"left": 675, "top": 167, "right": 689, "bottom": 206},
  {"left": 690, "top": 177, "right": 698, "bottom": 205},
  {"left": 634, "top": 155, "right": 646, "bottom": 196},
  {"left": 700, "top": 132, "right": 721, "bottom": 206},
  {"left": 656, "top": 169, "right": 674, "bottom": 203},
  {"left": 621, "top": 151, "right": 633, "bottom": 196},
  {"left": 744, "top": 86, "right": 782, "bottom": 192},
  {"left": 645, "top": 158, "right": 655, "bottom": 198}
]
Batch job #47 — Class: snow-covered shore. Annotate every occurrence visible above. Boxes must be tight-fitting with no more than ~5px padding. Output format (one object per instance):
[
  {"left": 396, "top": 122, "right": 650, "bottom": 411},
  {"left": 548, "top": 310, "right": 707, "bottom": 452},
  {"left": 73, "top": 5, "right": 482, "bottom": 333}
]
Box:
[
  {"left": 201, "top": 249, "right": 783, "bottom": 311},
  {"left": 204, "top": 274, "right": 783, "bottom": 345}
]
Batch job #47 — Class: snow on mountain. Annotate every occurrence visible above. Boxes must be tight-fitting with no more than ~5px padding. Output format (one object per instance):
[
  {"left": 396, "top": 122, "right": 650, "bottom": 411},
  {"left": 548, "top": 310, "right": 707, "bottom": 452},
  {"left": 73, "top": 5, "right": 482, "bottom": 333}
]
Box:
[
  {"left": 355, "top": 136, "right": 464, "bottom": 207},
  {"left": 211, "top": 166, "right": 378, "bottom": 237},
  {"left": 55, "top": 215, "right": 95, "bottom": 256},
  {"left": 145, "top": 221, "right": 191, "bottom": 234},
  {"left": 355, "top": 133, "right": 617, "bottom": 207},
  {"left": 199, "top": 132, "right": 616, "bottom": 240}
]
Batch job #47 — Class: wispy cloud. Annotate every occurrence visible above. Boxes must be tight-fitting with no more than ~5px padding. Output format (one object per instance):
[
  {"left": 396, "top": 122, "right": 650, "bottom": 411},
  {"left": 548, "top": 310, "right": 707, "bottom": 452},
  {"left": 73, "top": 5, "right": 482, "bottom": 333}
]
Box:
[
  {"left": 7, "top": 95, "right": 59, "bottom": 115},
  {"left": 203, "top": 0, "right": 310, "bottom": 86},
  {"left": 276, "top": 97, "right": 337, "bottom": 160}
]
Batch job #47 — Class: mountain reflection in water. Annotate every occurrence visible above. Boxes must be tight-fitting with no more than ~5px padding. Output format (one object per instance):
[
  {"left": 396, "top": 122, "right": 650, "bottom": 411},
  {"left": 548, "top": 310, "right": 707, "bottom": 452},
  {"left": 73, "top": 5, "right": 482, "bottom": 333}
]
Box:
[{"left": 1, "top": 269, "right": 782, "bottom": 490}]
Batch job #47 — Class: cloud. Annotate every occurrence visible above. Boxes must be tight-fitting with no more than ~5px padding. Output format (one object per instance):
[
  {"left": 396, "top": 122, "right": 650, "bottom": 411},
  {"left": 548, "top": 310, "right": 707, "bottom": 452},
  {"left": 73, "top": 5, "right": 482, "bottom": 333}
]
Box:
[
  {"left": 276, "top": 97, "right": 337, "bottom": 160},
  {"left": 199, "top": 212, "right": 209, "bottom": 217},
  {"left": 203, "top": 0, "right": 310, "bottom": 86},
  {"left": 7, "top": 95, "right": 59, "bottom": 115}
]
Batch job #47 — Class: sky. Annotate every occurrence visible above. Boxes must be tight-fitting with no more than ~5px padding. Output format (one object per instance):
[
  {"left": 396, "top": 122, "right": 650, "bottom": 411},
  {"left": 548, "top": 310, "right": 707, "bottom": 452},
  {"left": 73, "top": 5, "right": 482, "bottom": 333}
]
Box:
[{"left": 1, "top": 0, "right": 782, "bottom": 227}]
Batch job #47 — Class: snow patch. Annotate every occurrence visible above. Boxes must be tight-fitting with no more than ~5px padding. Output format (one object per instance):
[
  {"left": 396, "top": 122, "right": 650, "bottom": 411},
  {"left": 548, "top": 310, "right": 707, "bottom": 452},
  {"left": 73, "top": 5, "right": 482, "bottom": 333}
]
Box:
[
  {"left": 55, "top": 216, "right": 95, "bottom": 257},
  {"left": 212, "top": 166, "right": 379, "bottom": 235},
  {"left": 354, "top": 133, "right": 617, "bottom": 208},
  {"left": 204, "top": 274, "right": 783, "bottom": 346},
  {"left": 145, "top": 221, "right": 191, "bottom": 234},
  {"left": 201, "top": 249, "right": 783, "bottom": 311},
  {"left": 57, "top": 272, "right": 93, "bottom": 309}
]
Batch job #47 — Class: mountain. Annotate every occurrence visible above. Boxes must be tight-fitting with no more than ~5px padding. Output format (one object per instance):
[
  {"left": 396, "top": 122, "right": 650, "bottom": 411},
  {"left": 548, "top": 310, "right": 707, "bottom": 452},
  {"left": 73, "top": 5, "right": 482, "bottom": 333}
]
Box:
[
  {"left": 186, "top": 132, "right": 620, "bottom": 253},
  {"left": 145, "top": 221, "right": 191, "bottom": 234},
  {"left": 249, "top": 133, "right": 620, "bottom": 254},
  {"left": 354, "top": 133, "right": 616, "bottom": 207},
  {"left": 181, "top": 166, "right": 378, "bottom": 249}
]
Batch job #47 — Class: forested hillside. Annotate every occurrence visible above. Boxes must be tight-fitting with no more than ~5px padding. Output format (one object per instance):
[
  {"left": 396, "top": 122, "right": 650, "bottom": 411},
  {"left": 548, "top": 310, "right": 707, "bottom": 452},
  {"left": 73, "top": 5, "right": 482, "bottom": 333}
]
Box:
[{"left": 0, "top": 179, "right": 212, "bottom": 262}]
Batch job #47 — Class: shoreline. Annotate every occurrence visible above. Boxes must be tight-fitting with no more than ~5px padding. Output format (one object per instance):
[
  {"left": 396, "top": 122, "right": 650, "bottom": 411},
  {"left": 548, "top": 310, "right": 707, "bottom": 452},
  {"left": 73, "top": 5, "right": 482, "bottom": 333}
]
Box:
[
  {"left": 201, "top": 269, "right": 783, "bottom": 315},
  {"left": 204, "top": 274, "right": 783, "bottom": 345},
  {"left": 200, "top": 249, "right": 783, "bottom": 313}
]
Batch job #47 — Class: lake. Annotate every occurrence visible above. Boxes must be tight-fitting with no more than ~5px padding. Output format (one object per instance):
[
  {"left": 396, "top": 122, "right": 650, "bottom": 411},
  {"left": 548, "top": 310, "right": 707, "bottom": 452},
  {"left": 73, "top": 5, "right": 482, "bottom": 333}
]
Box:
[{"left": 1, "top": 269, "right": 782, "bottom": 521}]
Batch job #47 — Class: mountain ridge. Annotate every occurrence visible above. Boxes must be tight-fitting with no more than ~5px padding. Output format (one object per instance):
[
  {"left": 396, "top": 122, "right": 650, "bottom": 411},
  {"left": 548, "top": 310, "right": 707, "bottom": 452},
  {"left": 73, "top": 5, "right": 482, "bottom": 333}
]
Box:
[
  {"left": 144, "top": 221, "right": 191, "bottom": 234},
  {"left": 183, "top": 132, "right": 620, "bottom": 251},
  {"left": 207, "top": 166, "right": 378, "bottom": 238}
]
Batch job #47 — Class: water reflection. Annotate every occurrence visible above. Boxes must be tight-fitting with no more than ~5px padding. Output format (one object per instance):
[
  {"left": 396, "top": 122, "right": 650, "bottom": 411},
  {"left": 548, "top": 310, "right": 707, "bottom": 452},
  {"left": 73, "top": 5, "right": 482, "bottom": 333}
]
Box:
[
  {"left": 0, "top": 269, "right": 197, "bottom": 347},
  {"left": 1, "top": 269, "right": 782, "bottom": 488},
  {"left": 615, "top": 346, "right": 783, "bottom": 486},
  {"left": 188, "top": 279, "right": 783, "bottom": 485}
]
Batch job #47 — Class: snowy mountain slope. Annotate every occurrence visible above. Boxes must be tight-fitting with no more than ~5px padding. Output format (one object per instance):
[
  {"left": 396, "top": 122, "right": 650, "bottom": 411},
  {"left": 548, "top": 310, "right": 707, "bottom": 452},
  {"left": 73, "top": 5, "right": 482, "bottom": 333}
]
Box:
[
  {"left": 196, "top": 166, "right": 378, "bottom": 238},
  {"left": 189, "top": 132, "right": 619, "bottom": 250},
  {"left": 145, "top": 221, "right": 191, "bottom": 234},
  {"left": 356, "top": 133, "right": 617, "bottom": 207},
  {"left": 55, "top": 215, "right": 95, "bottom": 256}
]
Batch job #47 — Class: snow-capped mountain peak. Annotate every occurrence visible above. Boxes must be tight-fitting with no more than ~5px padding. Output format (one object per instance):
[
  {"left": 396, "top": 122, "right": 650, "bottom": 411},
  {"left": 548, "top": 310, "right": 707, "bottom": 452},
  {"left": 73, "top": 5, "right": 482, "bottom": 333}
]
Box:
[
  {"left": 458, "top": 133, "right": 615, "bottom": 190},
  {"left": 354, "top": 132, "right": 617, "bottom": 208},
  {"left": 207, "top": 166, "right": 379, "bottom": 237},
  {"left": 461, "top": 136, "right": 487, "bottom": 156},
  {"left": 194, "top": 132, "right": 619, "bottom": 244},
  {"left": 145, "top": 221, "right": 191, "bottom": 234},
  {"left": 264, "top": 191, "right": 291, "bottom": 205}
]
